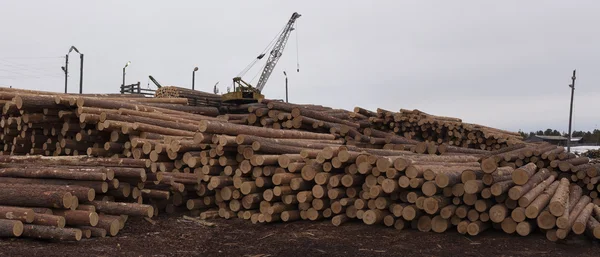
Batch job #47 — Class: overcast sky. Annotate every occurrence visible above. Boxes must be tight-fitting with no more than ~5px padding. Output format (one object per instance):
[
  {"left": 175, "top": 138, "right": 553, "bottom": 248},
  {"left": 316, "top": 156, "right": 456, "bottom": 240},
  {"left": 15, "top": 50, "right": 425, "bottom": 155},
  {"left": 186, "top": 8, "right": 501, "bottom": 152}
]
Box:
[{"left": 1, "top": 0, "right": 598, "bottom": 133}]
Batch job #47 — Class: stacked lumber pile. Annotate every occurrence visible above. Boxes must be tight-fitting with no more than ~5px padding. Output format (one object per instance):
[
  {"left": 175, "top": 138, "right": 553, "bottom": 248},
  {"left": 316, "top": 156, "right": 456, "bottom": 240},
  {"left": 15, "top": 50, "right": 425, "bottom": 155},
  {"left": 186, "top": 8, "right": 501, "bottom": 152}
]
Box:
[
  {"left": 1, "top": 87, "right": 600, "bottom": 243},
  {"left": 154, "top": 86, "right": 223, "bottom": 108},
  {"left": 480, "top": 144, "right": 600, "bottom": 202},
  {"left": 582, "top": 149, "right": 600, "bottom": 159},
  {"left": 0, "top": 156, "right": 153, "bottom": 240},
  {"left": 472, "top": 145, "right": 600, "bottom": 240},
  {"left": 241, "top": 100, "right": 367, "bottom": 134},
  {"left": 197, "top": 137, "right": 600, "bottom": 241},
  {"left": 239, "top": 101, "right": 450, "bottom": 154},
  {"left": 0, "top": 88, "right": 226, "bottom": 241},
  {"left": 362, "top": 108, "right": 523, "bottom": 151}
]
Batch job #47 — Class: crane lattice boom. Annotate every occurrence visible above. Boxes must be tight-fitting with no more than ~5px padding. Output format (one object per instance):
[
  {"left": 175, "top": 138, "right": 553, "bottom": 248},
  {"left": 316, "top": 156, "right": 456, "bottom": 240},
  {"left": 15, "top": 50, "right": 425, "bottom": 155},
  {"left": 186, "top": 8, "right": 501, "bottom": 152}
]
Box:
[{"left": 255, "top": 12, "right": 301, "bottom": 92}]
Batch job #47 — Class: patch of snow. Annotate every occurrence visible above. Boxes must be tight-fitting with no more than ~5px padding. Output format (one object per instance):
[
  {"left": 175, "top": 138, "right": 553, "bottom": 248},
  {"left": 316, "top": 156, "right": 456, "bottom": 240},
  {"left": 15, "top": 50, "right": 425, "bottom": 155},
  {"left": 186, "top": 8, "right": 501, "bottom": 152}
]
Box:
[{"left": 566, "top": 146, "right": 600, "bottom": 153}]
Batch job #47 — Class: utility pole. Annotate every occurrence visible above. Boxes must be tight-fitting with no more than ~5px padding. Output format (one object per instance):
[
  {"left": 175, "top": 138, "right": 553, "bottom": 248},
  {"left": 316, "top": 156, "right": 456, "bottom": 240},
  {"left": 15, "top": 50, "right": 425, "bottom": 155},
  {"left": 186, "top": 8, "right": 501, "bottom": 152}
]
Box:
[
  {"left": 192, "top": 67, "right": 198, "bottom": 90},
  {"left": 283, "top": 71, "right": 288, "bottom": 103},
  {"left": 123, "top": 61, "right": 131, "bottom": 91},
  {"left": 63, "top": 54, "right": 68, "bottom": 93},
  {"left": 567, "top": 69, "right": 576, "bottom": 153},
  {"left": 63, "top": 46, "right": 83, "bottom": 94},
  {"left": 79, "top": 53, "right": 84, "bottom": 94}
]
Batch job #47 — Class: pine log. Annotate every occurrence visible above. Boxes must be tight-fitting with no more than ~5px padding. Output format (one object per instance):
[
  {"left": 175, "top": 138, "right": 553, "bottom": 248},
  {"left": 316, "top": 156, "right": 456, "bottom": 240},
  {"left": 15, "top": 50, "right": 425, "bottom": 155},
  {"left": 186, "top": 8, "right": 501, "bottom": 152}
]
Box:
[
  {"left": 518, "top": 175, "right": 556, "bottom": 207},
  {"left": 0, "top": 206, "right": 35, "bottom": 223},
  {"left": 525, "top": 181, "right": 560, "bottom": 219},
  {"left": 556, "top": 196, "right": 591, "bottom": 239},
  {"left": 0, "top": 155, "right": 146, "bottom": 168},
  {"left": 0, "top": 219, "right": 23, "bottom": 237},
  {"left": 199, "top": 120, "right": 335, "bottom": 140},
  {"left": 549, "top": 178, "right": 571, "bottom": 217},
  {"left": 467, "top": 221, "right": 489, "bottom": 236},
  {"left": 0, "top": 177, "right": 108, "bottom": 194},
  {"left": 587, "top": 217, "right": 600, "bottom": 239},
  {"left": 489, "top": 204, "right": 509, "bottom": 223},
  {"left": 0, "top": 187, "right": 72, "bottom": 209},
  {"left": 21, "top": 225, "right": 81, "bottom": 241},
  {"left": 572, "top": 203, "right": 595, "bottom": 235},
  {"left": 52, "top": 210, "right": 99, "bottom": 227},
  {"left": 508, "top": 170, "right": 552, "bottom": 200},
  {"left": 516, "top": 221, "right": 536, "bottom": 236},
  {"left": 0, "top": 167, "right": 109, "bottom": 181},
  {"left": 511, "top": 163, "right": 538, "bottom": 186},
  {"left": 31, "top": 213, "right": 65, "bottom": 228},
  {"left": 90, "top": 201, "right": 153, "bottom": 217}
]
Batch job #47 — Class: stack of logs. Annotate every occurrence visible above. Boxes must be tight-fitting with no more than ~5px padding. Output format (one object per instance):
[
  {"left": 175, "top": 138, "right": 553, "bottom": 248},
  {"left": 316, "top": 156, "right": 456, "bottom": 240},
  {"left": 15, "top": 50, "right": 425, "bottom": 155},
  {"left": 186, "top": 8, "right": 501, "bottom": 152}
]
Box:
[
  {"left": 0, "top": 156, "right": 154, "bottom": 240},
  {"left": 583, "top": 149, "right": 600, "bottom": 159},
  {"left": 154, "top": 86, "right": 224, "bottom": 108},
  {"left": 362, "top": 108, "right": 523, "bottom": 151},
  {"left": 1, "top": 87, "right": 599, "bottom": 243}
]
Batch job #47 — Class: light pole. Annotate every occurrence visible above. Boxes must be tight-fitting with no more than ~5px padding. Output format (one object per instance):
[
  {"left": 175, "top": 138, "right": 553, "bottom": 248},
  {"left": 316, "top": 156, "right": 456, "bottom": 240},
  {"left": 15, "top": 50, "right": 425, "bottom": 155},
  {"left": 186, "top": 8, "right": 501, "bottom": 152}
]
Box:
[
  {"left": 192, "top": 67, "right": 198, "bottom": 90},
  {"left": 283, "top": 71, "right": 288, "bottom": 103},
  {"left": 567, "top": 69, "right": 576, "bottom": 153},
  {"left": 79, "top": 52, "right": 84, "bottom": 94},
  {"left": 63, "top": 46, "right": 83, "bottom": 94},
  {"left": 63, "top": 54, "right": 68, "bottom": 93},
  {"left": 123, "top": 61, "right": 131, "bottom": 89}
]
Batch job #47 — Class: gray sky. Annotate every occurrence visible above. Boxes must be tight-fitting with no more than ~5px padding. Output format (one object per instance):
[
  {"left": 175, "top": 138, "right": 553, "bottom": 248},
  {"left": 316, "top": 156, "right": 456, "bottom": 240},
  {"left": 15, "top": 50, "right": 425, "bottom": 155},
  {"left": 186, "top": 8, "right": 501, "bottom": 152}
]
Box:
[{"left": 1, "top": 0, "right": 599, "bottom": 133}]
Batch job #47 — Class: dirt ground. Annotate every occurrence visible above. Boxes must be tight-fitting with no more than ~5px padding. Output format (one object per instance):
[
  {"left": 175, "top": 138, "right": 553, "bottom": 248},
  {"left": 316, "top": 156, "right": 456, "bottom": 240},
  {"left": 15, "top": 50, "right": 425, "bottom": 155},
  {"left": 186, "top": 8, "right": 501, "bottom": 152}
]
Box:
[{"left": 1, "top": 215, "right": 598, "bottom": 257}]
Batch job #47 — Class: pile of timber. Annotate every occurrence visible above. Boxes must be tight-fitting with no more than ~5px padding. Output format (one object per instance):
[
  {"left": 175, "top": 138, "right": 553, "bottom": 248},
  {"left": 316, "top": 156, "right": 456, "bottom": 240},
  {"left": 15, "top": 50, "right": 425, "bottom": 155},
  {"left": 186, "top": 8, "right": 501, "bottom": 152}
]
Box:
[
  {"left": 154, "top": 86, "right": 223, "bottom": 108},
  {"left": 0, "top": 87, "right": 229, "bottom": 241},
  {"left": 583, "top": 149, "right": 600, "bottom": 159},
  {"left": 480, "top": 144, "right": 600, "bottom": 202},
  {"left": 238, "top": 101, "right": 458, "bottom": 155},
  {"left": 360, "top": 108, "right": 523, "bottom": 151},
  {"left": 0, "top": 156, "right": 154, "bottom": 240},
  {"left": 0, "top": 87, "right": 599, "bottom": 243},
  {"left": 179, "top": 137, "right": 600, "bottom": 242},
  {"left": 238, "top": 100, "right": 368, "bottom": 138}
]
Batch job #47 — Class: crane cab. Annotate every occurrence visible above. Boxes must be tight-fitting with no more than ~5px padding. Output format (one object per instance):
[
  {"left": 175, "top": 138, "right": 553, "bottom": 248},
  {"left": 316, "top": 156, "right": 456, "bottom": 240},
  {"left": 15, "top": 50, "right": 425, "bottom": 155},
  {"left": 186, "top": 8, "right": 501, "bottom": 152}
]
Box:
[{"left": 221, "top": 77, "right": 265, "bottom": 103}]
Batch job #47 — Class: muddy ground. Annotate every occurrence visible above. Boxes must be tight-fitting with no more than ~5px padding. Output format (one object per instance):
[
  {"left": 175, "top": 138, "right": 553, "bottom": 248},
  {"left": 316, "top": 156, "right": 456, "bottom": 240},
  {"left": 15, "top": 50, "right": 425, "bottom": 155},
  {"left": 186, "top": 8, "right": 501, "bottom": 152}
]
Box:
[{"left": 0, "top": 215, "right": 598, "bottom": 257}]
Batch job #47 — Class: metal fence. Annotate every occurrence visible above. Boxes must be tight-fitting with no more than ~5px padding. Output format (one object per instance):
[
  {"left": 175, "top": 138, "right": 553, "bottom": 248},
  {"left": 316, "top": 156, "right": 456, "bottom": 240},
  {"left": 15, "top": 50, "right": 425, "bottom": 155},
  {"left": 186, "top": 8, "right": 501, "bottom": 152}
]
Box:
[{"left": 120, "top": 82, "right": 155, "bottom": 97}]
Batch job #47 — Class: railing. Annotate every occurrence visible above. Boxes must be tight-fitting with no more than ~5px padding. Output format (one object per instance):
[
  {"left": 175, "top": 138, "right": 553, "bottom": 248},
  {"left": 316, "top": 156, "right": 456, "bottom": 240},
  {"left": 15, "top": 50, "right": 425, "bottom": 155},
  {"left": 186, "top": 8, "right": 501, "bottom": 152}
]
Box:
[{"left": 120, "top": 82, "right": 155, "bottom": 97}]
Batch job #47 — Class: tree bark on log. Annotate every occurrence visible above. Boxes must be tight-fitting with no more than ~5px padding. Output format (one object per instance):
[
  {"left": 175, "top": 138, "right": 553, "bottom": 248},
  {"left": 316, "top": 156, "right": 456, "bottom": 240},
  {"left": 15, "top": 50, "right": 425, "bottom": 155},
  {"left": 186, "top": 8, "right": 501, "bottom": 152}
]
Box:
[
  {"left": 0, "top": 155, "right": 146, "bottom": 168},
  {"left": 511, "top": 163, "right": 538, "bottom": 186},
  {"left": 199, "top": 120, "right": 336, "bottom": 140},
  {"left": 31, "top": 213, "right": 66, "bottom": 228},
  {"left": 0, "top": 187, "right": 72, "bottom": 209},
  {"left": 508, "top": 170, "right": 552, "bottom": 200},
  {"left": 0, "top": 219, "right": 23, "bottom": 237},
  {"left": 525, "top": 181, "right": 560, "bottom": 219},
  {"left": 21, "top": 224, "right": 81, "bottom": 241},
  {"left": 78, "top": 226, "right": 107, "bottom": 238},
  {"left": 572, "top": 203, "right": 595, "bottom": 235},
  {"left": 549, "top": 178, "right": 571, "bottom": 217},
  {"left": 518, "top": 175, "right": 556, "bottom": 207},
  {"left": 0, "top": 167, "right": 109, "bottom": 181},
  {"left": 52, "top": 210, "right": 99, "bottom": 227},
  {"left": 0, "top": 177, "right": 108, "bottom": 194},
  {"left": 90, "top": 201, "right": 153, "bottom": 217},
  {"left": 0, "top": 206, "right": 35, "bottom": 223}
]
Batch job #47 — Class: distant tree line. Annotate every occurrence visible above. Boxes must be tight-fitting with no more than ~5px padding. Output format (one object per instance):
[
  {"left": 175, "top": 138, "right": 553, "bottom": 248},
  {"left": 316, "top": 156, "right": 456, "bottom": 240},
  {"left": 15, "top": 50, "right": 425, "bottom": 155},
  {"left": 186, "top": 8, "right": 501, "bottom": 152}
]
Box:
[{"left": 518, "top": 129, "right": 600, "bottom": 144}]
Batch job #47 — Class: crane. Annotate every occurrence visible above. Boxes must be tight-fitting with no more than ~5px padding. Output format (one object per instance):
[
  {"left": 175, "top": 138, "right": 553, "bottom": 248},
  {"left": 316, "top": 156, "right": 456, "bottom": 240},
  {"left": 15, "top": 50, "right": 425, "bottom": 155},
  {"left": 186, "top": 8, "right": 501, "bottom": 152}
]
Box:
[
  {"left": 222, "top": 12, "right": 301, "bottom": 103},
  {"left": 148, "top": 75, "right": 162, "bottom": 89}
]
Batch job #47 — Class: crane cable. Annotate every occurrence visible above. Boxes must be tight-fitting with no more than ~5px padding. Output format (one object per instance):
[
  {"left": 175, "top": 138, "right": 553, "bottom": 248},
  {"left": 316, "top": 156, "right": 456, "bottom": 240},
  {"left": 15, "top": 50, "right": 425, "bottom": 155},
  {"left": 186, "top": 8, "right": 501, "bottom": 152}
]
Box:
[
  {"left": 250, "top": 61, "right": 268, "bottom": 84},
  {"left": 295, "top": 20, "right": 300, "bottom": 72},
  {"left": 236, "top": 23, "right": 288, "bottom": 78},
  {"left": 251, "top": 19, "right": 300, "bottom": 85}
]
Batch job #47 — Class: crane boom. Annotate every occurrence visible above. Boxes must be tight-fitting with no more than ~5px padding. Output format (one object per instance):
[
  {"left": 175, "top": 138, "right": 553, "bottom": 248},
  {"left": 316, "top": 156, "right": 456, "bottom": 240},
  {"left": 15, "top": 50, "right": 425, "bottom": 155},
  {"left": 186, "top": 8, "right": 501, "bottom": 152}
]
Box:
[
  {"left": 148, "top": 75, "right": 162, "bottom": 88},
  {"left": 223, "top": 12, "right": 301, "bottom": 103},
  {"left": 255, "top": 12, "right": 301, "bottom": 92}
]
